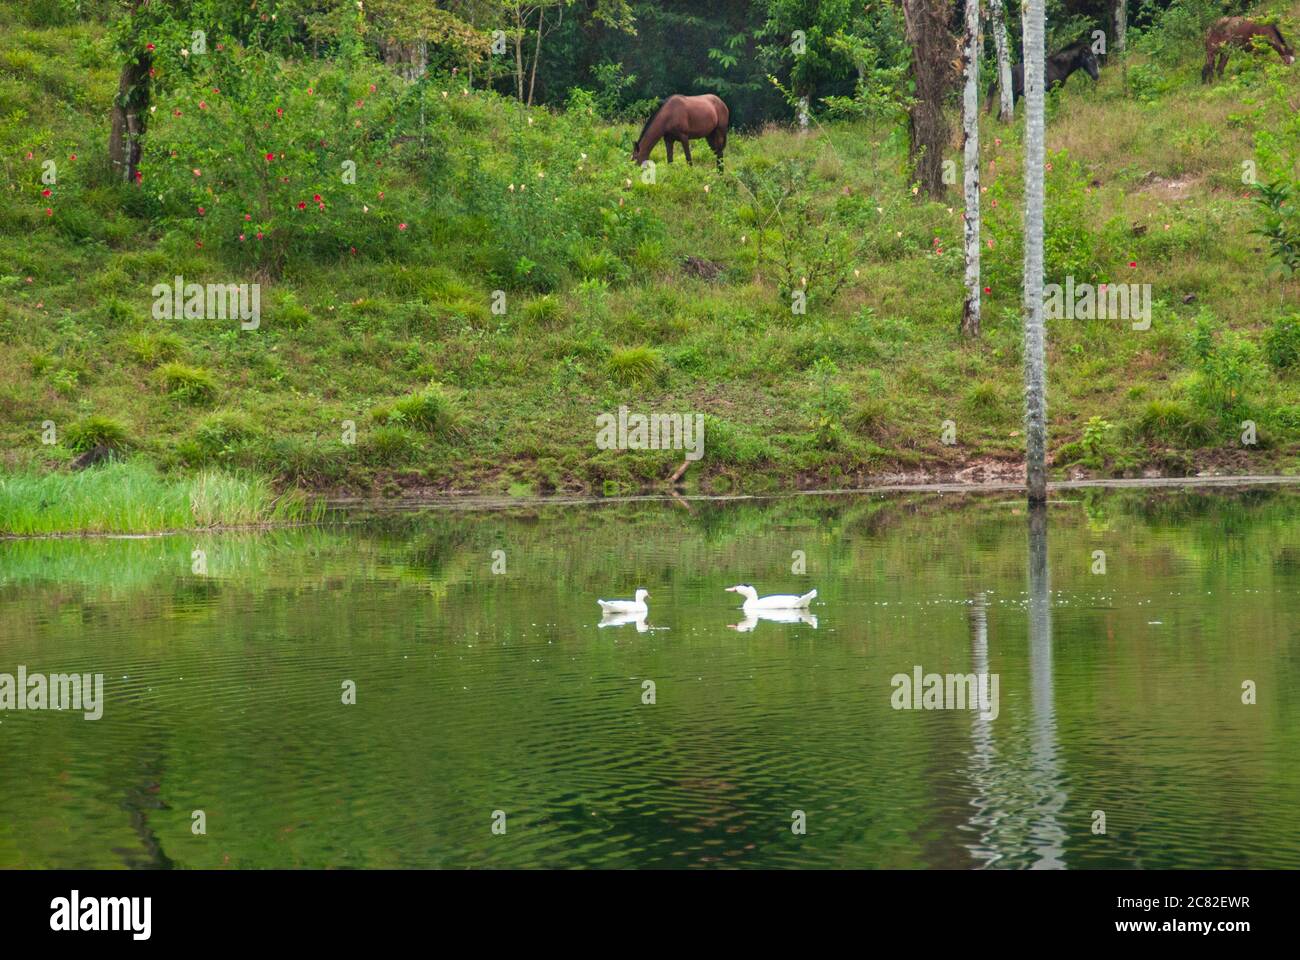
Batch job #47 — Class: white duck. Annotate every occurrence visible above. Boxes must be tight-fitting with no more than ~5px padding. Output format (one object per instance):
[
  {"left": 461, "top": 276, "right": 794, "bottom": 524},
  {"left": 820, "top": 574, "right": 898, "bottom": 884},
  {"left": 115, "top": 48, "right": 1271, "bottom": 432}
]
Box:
[
  {"left": 597, "top": 589, "right": 649, "bottom": 615},
  {"left": 725, "top": 584, "right": 817, "bottom": 611}
]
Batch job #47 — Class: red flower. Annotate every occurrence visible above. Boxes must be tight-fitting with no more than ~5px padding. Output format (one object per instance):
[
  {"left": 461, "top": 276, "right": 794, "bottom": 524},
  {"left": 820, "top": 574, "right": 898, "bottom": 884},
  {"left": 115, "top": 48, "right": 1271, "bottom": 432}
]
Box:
[
  {"left": 368, "top": 84, "right": 376, "bottom": 93},
  {"left": 41, "top": 188, "right": 51, "bottom": 197},
  {"left": 265, "top": 152, "right": 275, "bottom": 162},
  {"left": 313, "top": 194, "right": 322, "bottom": 203},
  {"left": 239, "top": 234, "right": 246, "bottom": 242},
  {"left": 146, "top": 42, "right": 155, "bottom": 51},
  {"left": 1128, "top": 260, "right": 1137, "bottom": 268},
  {"left": 134, "top": 170, "right": 143, "bottom": 183},
  {"left": 276, "top": 108, "right": 283, "bottom": 117},
  {"left": 69, "top": 154, "right": 76, "bottom": 161},
  {"left": 199, "top": 100, "right": 207, "bottom": 109},
  {"left": 398, "top": 223, "right": 407, "bottom": 231},
  {"left": 44, "top": 207, "right": 52, "bottom": 216},
  {"left": 173, "top": 109, "right": 182, "bottom": 117},
  {"left": 350, "top": 246, "right": 357, "bottom": 254},
  {"left": 307, "top": 87, "right": 314, "bottom": 95},
  {"left": 198, "top": 206, "right": 206, "bottom": 215},
  {"left": 983, "top": 286, "right": 991, "bottom": 294},
  {"left": 256, "top": 231, "right": 264, "bottom": 240},
  {"left": 192, "top": 168, "right": 201, "bottom": 177},
  {"left": 297, "top": 201, "right": 307, "bottom": 210},
  {"left": 195, "top": 240, "right": 202, "bottom": 248},
  {"left": 244, "top": 213, "right": 252, "bottom": 221}
]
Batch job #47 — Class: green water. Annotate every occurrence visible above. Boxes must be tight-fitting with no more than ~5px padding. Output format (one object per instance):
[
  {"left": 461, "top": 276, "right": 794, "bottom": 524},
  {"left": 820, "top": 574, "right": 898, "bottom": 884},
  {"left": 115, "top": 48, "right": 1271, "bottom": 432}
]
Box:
[{"left": 1, "top": 487, "right": 1298, "bottom": 869}]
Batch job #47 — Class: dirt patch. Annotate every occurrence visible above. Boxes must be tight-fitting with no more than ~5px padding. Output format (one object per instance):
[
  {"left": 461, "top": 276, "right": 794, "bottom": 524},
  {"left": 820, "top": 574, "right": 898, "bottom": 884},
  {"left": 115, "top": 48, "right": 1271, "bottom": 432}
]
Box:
[{"left": 1138, "top": 172, "right": 1201, "bottom": 202}]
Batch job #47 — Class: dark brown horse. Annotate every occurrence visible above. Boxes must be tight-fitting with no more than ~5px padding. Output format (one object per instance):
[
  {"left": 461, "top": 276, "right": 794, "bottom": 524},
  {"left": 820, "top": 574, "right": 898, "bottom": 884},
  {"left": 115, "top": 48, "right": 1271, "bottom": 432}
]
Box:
[
  {"left": 1202, "top": 17, "right": 1294, "bottom": 82},
  {"left": 632, "top": 94, "right": 730, "bottom": 170},
  {"left": 987, "top": 41, "right": 1100, "bottom": 113}
]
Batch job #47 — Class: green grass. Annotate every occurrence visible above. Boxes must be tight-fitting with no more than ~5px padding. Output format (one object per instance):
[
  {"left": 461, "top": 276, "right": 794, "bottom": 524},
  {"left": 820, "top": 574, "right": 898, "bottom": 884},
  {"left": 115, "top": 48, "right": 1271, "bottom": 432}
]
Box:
[
  {"left": 0, "top": 461, "right": 320, "bottom": 536},
  {"left": 0, "top": 0, "right": 1297, "bottom": 502}
]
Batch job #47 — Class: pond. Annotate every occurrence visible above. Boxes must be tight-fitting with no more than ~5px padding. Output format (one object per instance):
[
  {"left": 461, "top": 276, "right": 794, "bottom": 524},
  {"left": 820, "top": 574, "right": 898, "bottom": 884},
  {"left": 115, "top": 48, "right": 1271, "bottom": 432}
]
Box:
[{"left": 1, "top": 486, "right": 1298, "bottom": 869}]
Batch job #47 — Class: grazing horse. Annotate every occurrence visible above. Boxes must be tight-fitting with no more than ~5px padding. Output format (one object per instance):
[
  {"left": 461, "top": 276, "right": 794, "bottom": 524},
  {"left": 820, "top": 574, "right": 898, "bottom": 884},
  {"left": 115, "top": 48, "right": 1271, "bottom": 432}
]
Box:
[
  {"left": 1202, "top": 17, "right": 1294, "bottom": 82},
  {"left": 986, "top": 41, "right": 1101, "bottom": 114},
  {"left": 631, "top": 94, "right": 730, "bottom": 170}
]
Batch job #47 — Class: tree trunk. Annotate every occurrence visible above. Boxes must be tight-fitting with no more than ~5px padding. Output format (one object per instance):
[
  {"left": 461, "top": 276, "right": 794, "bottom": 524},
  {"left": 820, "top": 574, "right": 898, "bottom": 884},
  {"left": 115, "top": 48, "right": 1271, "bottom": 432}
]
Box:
[
  {"left": 527, "top": 8, "right": 544, "bottom": 106},
  {"left": 1022, "top": 0, "right": 1048, "bottom": 503},
  {"left": 514, "top": 8, "right": 525, "bottom": 101},
  {"left": 1115, "top": 0, "right": 1128, "bottom": 89},
  {"left": 902, "top": 0, "right": 954, "bottom": 198},
  {"left": 990, "top": 0, "right": 1015, "bottom": 120},
  {"left": 108, "top": 53, "right": 151, "bottom": 183},
  {"left": 961, "top": 0, "right": 981, "bottom": 337}
]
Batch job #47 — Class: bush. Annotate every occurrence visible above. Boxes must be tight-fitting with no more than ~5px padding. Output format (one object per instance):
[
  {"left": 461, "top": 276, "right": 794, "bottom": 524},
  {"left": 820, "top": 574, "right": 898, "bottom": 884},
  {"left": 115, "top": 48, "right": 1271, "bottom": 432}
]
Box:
[
  {"left": 371, "top": 384, "right": 463, "bottom": 438},
  {"left": 142, "top": 43, "right": 408, "bottom": 274},
  {"left": 1187, "top": 314, "right": 1263, "bottom": 420},
  {"left": 1264, "top": 314, "right": 1300, "bottom": 371},
  {"left": 702, "top": 415, "right": 773, "bottom": 466},
  {"left": 124, "top": 331, "right": 185, "bottom": 366},
  {"left": 362, "top": 424, "right": 421, "bottom": 465},
  {"left": 193, "top": 411, "right": 259, "bottom": 457},
  {"left": 522, "top": 294, "right": 563, "bottom": 329},
  {"left": 64, "top": 416, "right": 129, "bottom": 452},
  {"left": 608, "top": 346, "right": 665, "bottom": 386},
  {"left": 1128, "top": 399, "right": 1213, "bottom": 447},
  {"left": 156, "top": 362, "right": 217, "bottom": 405}
]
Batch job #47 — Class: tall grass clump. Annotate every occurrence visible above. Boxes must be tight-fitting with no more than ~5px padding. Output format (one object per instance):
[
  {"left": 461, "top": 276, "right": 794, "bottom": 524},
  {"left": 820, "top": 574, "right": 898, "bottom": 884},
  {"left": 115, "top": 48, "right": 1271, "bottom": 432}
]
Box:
[
  {"left": 370, "top": 384, "right": 465, "bottom": 439},
  {"left": 0, "top": 462, "right": 319, "bottom": 536}
]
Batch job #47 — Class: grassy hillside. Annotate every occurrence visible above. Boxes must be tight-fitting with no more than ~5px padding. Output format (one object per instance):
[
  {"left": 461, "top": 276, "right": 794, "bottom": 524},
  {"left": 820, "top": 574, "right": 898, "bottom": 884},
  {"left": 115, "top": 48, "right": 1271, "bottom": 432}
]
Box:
[{"left": 1, "top": 0, "right": 1299, "bottom": 507}]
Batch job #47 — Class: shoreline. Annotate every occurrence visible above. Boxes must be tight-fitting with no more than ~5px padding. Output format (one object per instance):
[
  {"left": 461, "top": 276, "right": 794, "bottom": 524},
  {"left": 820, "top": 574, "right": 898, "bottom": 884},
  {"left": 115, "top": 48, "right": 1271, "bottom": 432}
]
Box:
[{"left": 5, "top": 471, "right": 1298, "bottom": 539}]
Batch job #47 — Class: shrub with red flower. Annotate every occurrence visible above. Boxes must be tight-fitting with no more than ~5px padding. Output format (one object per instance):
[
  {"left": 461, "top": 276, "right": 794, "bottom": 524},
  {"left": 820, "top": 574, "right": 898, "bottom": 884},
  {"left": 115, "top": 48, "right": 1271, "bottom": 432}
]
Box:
[{"left": 143, "top": 43, "right": 406, "bottom": 273}]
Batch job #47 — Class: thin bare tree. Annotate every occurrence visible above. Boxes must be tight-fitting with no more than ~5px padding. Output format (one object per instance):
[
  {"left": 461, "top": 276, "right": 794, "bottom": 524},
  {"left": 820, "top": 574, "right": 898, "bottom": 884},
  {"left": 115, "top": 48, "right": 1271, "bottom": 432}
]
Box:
[
  {"left": 961, "top": 0, "right": 981, "bottom": 337},
  {"left": 1022, "top": 0, "right": 1048, "bottom": 502},
  {"left": 989, "top": 0, "right": 1015, "bottom": 120}
]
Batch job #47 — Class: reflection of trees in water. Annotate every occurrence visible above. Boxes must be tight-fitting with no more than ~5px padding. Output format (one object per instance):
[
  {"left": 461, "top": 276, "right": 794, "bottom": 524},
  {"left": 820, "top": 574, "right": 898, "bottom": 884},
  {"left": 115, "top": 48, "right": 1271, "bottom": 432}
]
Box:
[{"left": 115, "top": 756, "right": 176, "bottom": 870}]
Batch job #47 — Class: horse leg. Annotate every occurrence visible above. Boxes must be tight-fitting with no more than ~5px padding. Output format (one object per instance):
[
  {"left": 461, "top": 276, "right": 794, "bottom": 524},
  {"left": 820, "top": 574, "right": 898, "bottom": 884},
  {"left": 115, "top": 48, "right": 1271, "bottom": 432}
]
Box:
[
  {"left": 1217, "top": 50, "right": 1229, "bottom": 78},
  {"left": 665, "top": 138, "right": 674, "bottom": 163},
  {"left": 682, "top": 138, "right": 693, "bottom": 166},
  {"left": 708, "top": 131, "right": 725, "bottom": 171},
  {"left": 1202, "top": 45, "right": 1215, "bottom": 83}
]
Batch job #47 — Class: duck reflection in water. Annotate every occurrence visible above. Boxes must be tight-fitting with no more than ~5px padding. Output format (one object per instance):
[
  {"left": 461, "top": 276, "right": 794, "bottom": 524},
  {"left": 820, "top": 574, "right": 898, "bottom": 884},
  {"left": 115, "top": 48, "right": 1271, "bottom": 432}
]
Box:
[{"left": 728, "top": 609, "right": 818, "bottom": 632}]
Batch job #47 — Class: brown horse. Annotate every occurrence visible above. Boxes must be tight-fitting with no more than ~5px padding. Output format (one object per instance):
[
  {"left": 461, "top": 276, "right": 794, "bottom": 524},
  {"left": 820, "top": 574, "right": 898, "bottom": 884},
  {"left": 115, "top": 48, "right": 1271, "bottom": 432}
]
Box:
[
  {"left": 632, "top": 94, "right": 730, "bottom": 170},
  {"left": 1202, "top": 16, "right": 1295, "bottom": 82}
]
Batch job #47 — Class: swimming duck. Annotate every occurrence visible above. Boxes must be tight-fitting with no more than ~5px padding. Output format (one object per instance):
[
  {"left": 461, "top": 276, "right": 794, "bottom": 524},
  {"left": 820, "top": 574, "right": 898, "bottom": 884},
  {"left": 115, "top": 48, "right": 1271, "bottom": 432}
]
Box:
[
  {"left": 725, "top": 584, "right": 817, "bottom": 611},
  {"left": 597, "top": 589, "right": 649, "bottom": 615}
]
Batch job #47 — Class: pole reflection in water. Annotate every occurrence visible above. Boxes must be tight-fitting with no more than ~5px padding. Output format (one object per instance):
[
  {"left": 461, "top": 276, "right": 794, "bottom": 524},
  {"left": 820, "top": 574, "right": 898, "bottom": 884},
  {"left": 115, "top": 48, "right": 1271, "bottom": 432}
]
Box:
[
  {"left": 1027, "top": 502, "right": 1068, "bottom": 869},
  {"left": 964, "top": 591, "right": 1001, "bottom": 868},
  {"left": 963, "top": 503, "right": 1069, "bottom": 868}
]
